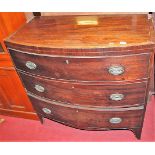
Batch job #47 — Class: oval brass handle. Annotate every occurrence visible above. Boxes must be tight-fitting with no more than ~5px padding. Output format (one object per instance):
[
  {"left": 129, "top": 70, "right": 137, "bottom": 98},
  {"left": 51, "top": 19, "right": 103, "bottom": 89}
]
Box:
[
  {"left": 110, "top": 93, "right": 124, "bottom": 101},
  {"left": 108, "top": 65, "right": 124, "bottom": 75},
  {"left": 109, "top": 117, "right": 122, "bottom": 124},
  {"left": 42, "top": 108, "right": 51, "bottom": 114},
  {"left": 35, "top": 84, "right": 45, "bottom": 92},
  {"left": 25, "top": 61, "right": 37, "bottom": 70}
]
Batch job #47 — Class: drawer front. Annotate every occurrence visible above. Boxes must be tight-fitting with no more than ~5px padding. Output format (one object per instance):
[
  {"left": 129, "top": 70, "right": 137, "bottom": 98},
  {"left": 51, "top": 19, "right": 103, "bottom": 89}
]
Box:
[
  {"left": 29, "top": 93, "right": 144, "bottom": 130},
  {"left": 20, "top": 72, "right": 147, "bottom": 108},
  {"left": 9, "top": 49, "right": 150, "bottom": 82}
]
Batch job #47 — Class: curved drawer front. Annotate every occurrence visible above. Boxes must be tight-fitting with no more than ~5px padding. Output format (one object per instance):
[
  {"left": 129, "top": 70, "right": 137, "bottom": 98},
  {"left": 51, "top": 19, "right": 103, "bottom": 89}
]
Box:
[
  {"left": 29, "top": 93, "right": 144, "bottom": 130},
  {"left": 9, "top": 49, "right": 150, "bottom": 82},
  {"left": 19, "top": 72, "right": 147, "bottom": 108}
]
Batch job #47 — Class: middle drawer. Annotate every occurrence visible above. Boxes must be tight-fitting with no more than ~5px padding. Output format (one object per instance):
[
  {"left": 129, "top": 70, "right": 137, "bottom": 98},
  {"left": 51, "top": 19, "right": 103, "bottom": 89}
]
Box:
[{"left": 19, "top": 71, "right": 147, "bottom": 108}]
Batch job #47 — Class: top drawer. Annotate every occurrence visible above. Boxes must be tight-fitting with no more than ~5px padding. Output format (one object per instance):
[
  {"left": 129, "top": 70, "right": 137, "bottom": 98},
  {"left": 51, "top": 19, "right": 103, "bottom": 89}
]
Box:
[{"left": 8, "top": 49, "right": 151, "bottom": 82}]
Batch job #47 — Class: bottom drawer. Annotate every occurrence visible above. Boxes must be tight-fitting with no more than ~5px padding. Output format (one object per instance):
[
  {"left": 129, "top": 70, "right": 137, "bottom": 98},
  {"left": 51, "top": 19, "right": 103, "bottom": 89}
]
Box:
[{"left": 28, "top": 93, "right": 144, "bottom": 130}]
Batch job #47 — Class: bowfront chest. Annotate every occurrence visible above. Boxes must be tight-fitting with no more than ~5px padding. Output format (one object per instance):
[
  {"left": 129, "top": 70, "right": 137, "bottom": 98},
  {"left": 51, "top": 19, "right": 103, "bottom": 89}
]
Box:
[{"left": 5, "top": 14, "right": 155, "bottom": 139}]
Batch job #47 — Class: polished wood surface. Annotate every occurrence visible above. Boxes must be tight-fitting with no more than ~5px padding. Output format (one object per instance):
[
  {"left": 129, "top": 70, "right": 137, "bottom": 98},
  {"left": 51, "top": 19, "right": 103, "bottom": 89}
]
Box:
[
  {"left": 9, "top": 49, "right": 151, "bottom": 82},
  {"left": 6, "top": 14, "right": 155, "bottom": 139},
  {"left": 0, "top": 12, "right": 26, "bottom": 52},
  {"left": 0, "top": 53, "right": 13, "bottom": 67},
  {"left": 19, "top": 71, "right": 147, "bottom": 108},
  {"left": 29, "top": 93, "right": 144, "bottom": 130},
  {"left": 0, "top": 13, "right": 38, "bottom": 120},
  {"left": 152, "top": 13, "right": 155, "bottom": 94},
  {"left": 0, "top": 13, "right": 26, "bottom": 37},
  {"left": 0, "top": 54, "right": 37, "bottom": 119},
  {"left": 5, "top": 14, "right": 155, "bottom": 50}
]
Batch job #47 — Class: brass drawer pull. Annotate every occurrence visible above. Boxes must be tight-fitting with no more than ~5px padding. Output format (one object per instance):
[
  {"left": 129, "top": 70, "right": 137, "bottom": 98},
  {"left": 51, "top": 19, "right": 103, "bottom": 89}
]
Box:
[
  {"left": 110, "top": 93, "right": 124, "bottom": 101},
  {"left": 26, "top": 61, "right": 37, "bottom": 70},
  {"left": 108, "top": 65, "right": 124, "bottom": 75},
  {"left": 35, "top": 84, "right": 45, "bottom": 92},
  {"left": 109, "top": 117, "right": 122, "bottom": 124},
  {"left": 42, "top": 108, "right": 51, "bottom": 114}
]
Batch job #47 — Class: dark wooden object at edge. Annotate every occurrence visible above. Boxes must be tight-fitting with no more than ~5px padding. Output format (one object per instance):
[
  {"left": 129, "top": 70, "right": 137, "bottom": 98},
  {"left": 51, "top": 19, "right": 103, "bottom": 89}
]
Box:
[{"left": 5, "top": 14, "right": 155, "bottom": 139}]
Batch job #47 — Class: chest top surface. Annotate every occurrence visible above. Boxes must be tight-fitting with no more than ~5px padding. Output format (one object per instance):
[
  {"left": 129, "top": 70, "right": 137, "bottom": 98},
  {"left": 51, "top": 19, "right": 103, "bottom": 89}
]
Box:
[{"left": 5, "top": 14, "right": 155, "bottom": 52}]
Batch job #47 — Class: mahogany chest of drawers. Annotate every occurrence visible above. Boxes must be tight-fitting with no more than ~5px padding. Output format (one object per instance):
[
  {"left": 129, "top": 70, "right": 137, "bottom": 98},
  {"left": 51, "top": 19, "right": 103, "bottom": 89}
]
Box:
[{"left": 5, "top": 14, "right": 155, "bottom": 139}]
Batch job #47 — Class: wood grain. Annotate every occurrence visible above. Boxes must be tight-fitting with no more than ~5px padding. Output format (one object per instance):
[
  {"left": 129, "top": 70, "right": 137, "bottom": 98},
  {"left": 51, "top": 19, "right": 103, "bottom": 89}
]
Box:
[
  {"left": 0, "top": 62, "right": 38, "bottom": 119},
  {"left": 0, "top": 12, "right": 26, "bottom": 52},
  {"left": 29, "top": 93, "right": 144, "bottom": 130},
  {"left": 0, "top": 12, "right": 39, "bottom": 120},
  {"left": 5, "top": 14, "right": 155, "bottom": 139},
  {"left": 5, "top": 14, "right": 155, "bottom": 50},
  {"left": 19, "top": 71, "right": 147, "bottom": 108},
  {"left": 9, "top": 49, "right": 151, "bottom": 82},
  {"left": 0, "top": 54, "right": 38, "bottom": 120}
]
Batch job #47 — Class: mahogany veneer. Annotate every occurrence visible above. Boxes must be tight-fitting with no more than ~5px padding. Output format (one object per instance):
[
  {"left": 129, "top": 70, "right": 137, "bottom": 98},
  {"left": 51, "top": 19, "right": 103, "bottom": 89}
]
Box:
[
  {"left": 8, "top": 49, "right": 151, "bottom": 82},
  {"left": 5, "top": 14, "right": 155, "bottom": 139},
  {"left": 29, "top": 93, "right": 144, "bottom": 130},
  {"left": 0, "top": 13, "right": 38, "bottom": 120},
  {"left": 19, "top": 71, "right": 147, "bottom": 108}
]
